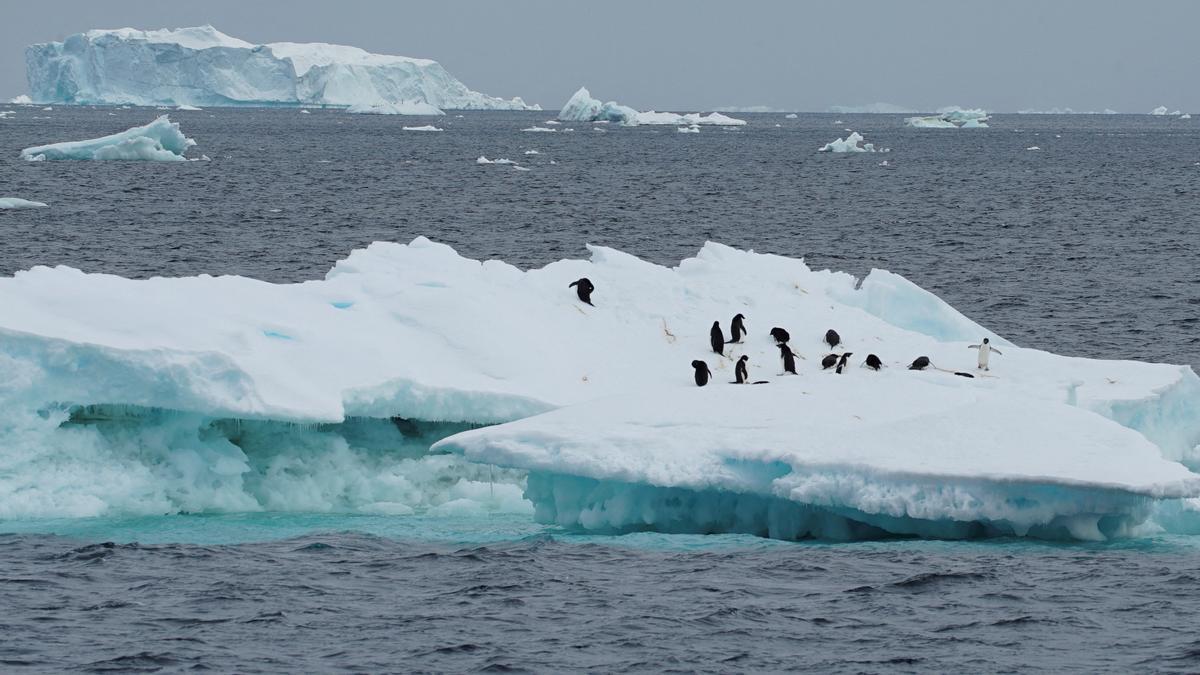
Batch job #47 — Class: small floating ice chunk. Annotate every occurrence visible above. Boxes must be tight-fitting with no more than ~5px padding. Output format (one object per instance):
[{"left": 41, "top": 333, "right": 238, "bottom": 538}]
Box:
[
  {"left": 9, "top": 94, "right": 32, "bottom": 104},
  {"left": 300, "top": 109, "right": 311, "bottom": 114},
  {"left": 41, "top": 106, "right": 52, "bottom": 111},
  {"left": 512, "top": 165, "right": 530, "bottom": 171},
  {"left": 1180, "top": 113, "right": 1192, "bottom": 120},
  {"left": 402, "top": 125, "right": 443, "bottom": 131},
  {"left": 544, "top": 120, "right": 561, "bottom": 125},
  {"left": 176, "top": 104, "right": 202, "bottom": 111},
  {"left": 677, "top": 125, "right": 700, "bottom": 133},
  {"left": 19, "top": 115, "right": 196, "bottom": 161},
  {"left": 476, "top": 155, "right": 493, "bottom": 164},
  {"left": 1026, "top": 146, "right": 1041, "bottom": 151},
  {"left": 522, "top": 126, "right": 557, "bottom": 132},
  {"left": 0, "top": 197, "right": 49, "bottom": 209},
  {"left": 818, "top": 131, "right": 886, "bottom": 153},
  {"left": 0, "top": 111, "right": 13, "bottom": 119},
  {"left": 346, "top": 101, "right": 444, "bottom": 115},
  {"left": 785, "top": 113, "right": 798, "bottom": 119},
  {"left": 524, "top": 149, "right": 539, "bottom": 155}
]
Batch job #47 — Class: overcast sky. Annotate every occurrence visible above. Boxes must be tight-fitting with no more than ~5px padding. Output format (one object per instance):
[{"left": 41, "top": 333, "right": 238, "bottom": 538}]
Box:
[{"left": 4, "top": 0, "right": 1197, "bottom": 112}]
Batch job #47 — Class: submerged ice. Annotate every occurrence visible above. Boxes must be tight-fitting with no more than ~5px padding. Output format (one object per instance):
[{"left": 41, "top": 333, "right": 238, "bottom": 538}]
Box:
[
  {"left": 1, "top": 239, "right": 1198, "bottom": 539},
  {"left": 20, "top": 115, "right": 195, "bottom": 161},
  {"left": 25, "top": 25, "right": 536, "bottom": 110}
]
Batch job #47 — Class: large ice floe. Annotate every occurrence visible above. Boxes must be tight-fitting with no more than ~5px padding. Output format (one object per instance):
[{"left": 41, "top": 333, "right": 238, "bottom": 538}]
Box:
[
  {"left": 1, "top": 238, "right": 1198, "bottom": 539},
  {"left": 24, "top": 25, "right": 536, "bottom": 110},
  {"left": 558, "top": 87, "right": 746, "bottom": 126},
  {"left": 906, "top": 107, "right": 990, "bottom": 129},
  {"left": 19, "top": 115, "right": 195, "bottom": 161}
]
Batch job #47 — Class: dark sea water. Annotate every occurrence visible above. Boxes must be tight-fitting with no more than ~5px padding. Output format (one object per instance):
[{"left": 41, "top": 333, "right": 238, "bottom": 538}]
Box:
[{"left": 2, "top": 106, "right": 1199, "bottom": 672}]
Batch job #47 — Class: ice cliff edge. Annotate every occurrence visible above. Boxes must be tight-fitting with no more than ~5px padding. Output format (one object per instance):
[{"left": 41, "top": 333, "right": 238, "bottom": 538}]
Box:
[{"left": 25, "top": 25, "right": 538, "bottom": 109}]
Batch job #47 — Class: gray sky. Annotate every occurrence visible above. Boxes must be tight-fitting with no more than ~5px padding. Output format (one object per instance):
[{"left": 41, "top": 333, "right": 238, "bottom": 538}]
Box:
[{"left": 4, "top": 0, "right": 1198, "bottom": 113}]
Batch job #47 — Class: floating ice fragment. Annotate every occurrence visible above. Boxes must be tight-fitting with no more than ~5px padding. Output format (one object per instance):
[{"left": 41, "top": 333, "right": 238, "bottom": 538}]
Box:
[
  {"left": 0, "top": 197, "right": 49, "bottom": 209},
  {"left": 19, "top": 115, "right": 196, "bottom": 161},
  {"left": 402, "top": 125, "right": 443, "bottom": 131}
]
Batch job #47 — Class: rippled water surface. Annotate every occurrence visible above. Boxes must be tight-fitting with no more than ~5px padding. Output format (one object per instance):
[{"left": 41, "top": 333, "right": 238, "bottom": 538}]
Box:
[{"left": 2, "top": 107, "right": 1199, "bottom": 672}]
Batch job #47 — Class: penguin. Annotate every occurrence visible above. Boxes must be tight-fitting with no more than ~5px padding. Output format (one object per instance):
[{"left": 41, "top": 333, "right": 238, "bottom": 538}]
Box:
[
  {"left": 692, "top": 360, "right": 713, "bottom": 386},
  {"left": 568, "top": 278, "right": 595, "bottom": 306},
  {"left": 864, "top": 354, "right": 883, "bottom": 371},
  {"left": 908, "top": 356, "right": 931, "bottom": 371},
  {"left": 732, "top": 355, "right": 769, "bottom": 385},
  {"left": 835, "top": 352, "right": 854, "bottom": 374},
  {"left": 968, "top": 337, "right": 1003, "bottom": 371},
  {"left": 710, "top": 321, "right": 725, "bottom": 356},
  {"left": 770, "top": 327, "right": 791, "bottom": 344},
  {"left": 728, "top": 314, "right": 747, "bottom": 343},
  {"left": 821, "top": 353, "right": 839, "bottom": 370},
  {"left": 824, "top": 329, "right": 841, "bottom": 349},
  {"left": 779, "top": 344, "right": 799, "bottom": 374}
]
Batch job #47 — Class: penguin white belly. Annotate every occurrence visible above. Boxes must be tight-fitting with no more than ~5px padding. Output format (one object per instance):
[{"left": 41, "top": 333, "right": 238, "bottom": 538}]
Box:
[{"left": 977, "top": 345, "right": 991, "bottom": 368}]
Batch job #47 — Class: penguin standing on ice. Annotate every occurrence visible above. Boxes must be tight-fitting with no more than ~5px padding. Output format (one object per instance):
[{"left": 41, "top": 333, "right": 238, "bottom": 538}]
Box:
[
  {"left": 821, "top": 353, "right": 839, "bottom": 370},
  {"left": 568, "top": 278, "right": 595, "bottom": 306},
  {"left": 728, "top": 314, "right": 747, "bottom": 344},
  {"left": 770, "top": 327, "right": 791, "bottom": 344},
  {"left": 824, "top": 329, "right": 841, "bottom": 349},
  {"left": 778, "top": 344, "right": 800, "bottom": 374},
  {"left": 733, "top": 355, "right": 769, "bottom": 384},
  {"left": 692, "top": 360, "right": 713, "bottom": 386},
  {"left": 864, "top": 354, "right": 883, "bottom": 371},
  {"left": 969, "top": 338, "right": 1003, "bottom": 371},
  {"left": 908, "top": 356, "right": 931, "bottom": 371},
  {"left": 835, "top": 352, "right": 854, "bottom": 374},
  {"left": 710, "top": 321, "right": 726, "bottom": 356}
]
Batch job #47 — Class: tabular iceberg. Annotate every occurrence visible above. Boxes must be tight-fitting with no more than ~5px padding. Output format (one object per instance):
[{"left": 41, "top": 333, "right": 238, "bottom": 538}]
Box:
[
  {"left": 19, "top": 115, "right": 195, "bottom": 161},
  {"left": 558, "top": 87, "right": 746, "bottom": 126},
  {"left": 1, "top": 239, "right": 1197, "bottom": 538},
  {"left": 25, "top": 25, "right": 537, "bottom": 110}
]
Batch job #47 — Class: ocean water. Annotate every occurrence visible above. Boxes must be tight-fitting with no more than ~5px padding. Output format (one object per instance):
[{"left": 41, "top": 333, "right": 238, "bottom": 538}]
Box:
[{"left": 2, "top": 107, "right": 1199, "bottom": 672}]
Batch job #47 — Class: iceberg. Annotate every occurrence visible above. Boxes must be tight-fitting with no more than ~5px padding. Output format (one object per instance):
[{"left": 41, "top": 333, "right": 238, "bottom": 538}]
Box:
[
  {"left": 19, "top": 115, "right": 195, "bottom": 161},
  {"left": 557, "top": 86, "right": 746, "bottom": 126},
  {"left": 0, "top": 197, "right": 49, "bottom": 209},
  {"left": 1182, "top": 113, "right": 1193, "bottom": 120},
  {"left": 828, "top": 103, "right": 918, "bottom": 114},
  {"left": 0, "top": 238, "right": 1198, "bottom": 539},
  {"left": 346, "top": 101, "right": 444, "bottom": 116},
  {"left": 906, "top": 107, "right": 989, "bottom": 129},
  {"left": 818, "top": 131, "right": 885, "bottom": 153},
  {"left": 9, "top": 94, "right": 32, "bottom": 104},
  {"left": 25, "top": 25, "right": 537, "bottom": 110},
  {"left": 1149, "top": 106, "right": 1182, "bottom": 115}
]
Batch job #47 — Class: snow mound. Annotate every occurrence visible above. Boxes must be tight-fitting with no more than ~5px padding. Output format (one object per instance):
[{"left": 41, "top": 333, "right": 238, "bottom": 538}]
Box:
[
  {"left": 346, "top": 101, "right": 444, "bottom": 116},
  {"left": 25, "top": 25, "right": 537, "bottom": 110},
  {"left": 19, "top": 115, "right": 195, "bottom": 161},
  {"left": 0, "top": 198, "right": 49, "bottom": 209},
  {"left": 906, "top": 107, "right": 990, "bottom": 129},
  {"left": 402, "top": 125, "right": 443, "bottom": 131},
  {"left": 818, "top": 131, "right": 886, "bottom": 153},
  {"left": 557, "top": 86, "right": 746, "bottom": 126}
]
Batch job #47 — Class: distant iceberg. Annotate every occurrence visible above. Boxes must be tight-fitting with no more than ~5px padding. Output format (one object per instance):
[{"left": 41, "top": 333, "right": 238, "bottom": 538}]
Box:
[
  {"left": 557, "top": 87, "right": 746, "bottom": 126},
  {"left": 906, "top": 107, "right": 990, "bottom": 129},
  {"left": 20, "top": 115, "right": 196, "bottom": 161},
  {"left": 0, "top": 197, "right": 49, "bottom": 209},
  {"left": 1017, "top": 107, "right": 1119, "bottom": 115},
  {"left": 818, "top": 131, "right": 886, "bottom": 153},
  {"left": 9, "top": 94, "right": 32, "bottom": 104},
  {"left": 25, "top": 25, "right": 538, "bottom": 110},
  {"left": 1150, "top": 106, "right": 1182, "bottom": 116},
  {"left": 346, "top": 101, "right": 444, "bottom": 116},
  {"left": 828, "top": 102, "right": 918, "bottom": 114}
]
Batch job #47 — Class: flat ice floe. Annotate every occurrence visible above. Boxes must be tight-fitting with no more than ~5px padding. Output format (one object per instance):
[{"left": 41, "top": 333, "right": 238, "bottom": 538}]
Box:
[
  {"left": 19, "top": 115, "right": 196, "bottom": 161},
  {"left": 0, "top": 197, "right": 49, "bottom": 209},
  {"left": 402, "top": 125, "right": 443, "bottom": 131},
  {"left": 0, "top": 238, "right": 1197, "bottom": 538},
  {"left": 906, "top": 107, "right": 990, "bottom": 129}
]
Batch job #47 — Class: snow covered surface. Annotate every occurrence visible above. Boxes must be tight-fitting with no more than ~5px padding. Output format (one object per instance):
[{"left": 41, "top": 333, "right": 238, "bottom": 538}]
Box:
[
  {"left": 19, "top": 115, "right": 195, "bottom": 161},
  {"left": 1, "top": 238, "right": 1198, "bottom": 539},
  {"left": 345, "top": 101, "right": 444, "bottom": 116},
  {"left": 0, "top": 198, "right": 49, "bottom": 209},
  {"left": 25, "top": 25, "right": 537, "bottom": 110},
  {"left": 818, "top": 131, "right": 885, "bottom": 153},
  {"left": 557, "top": 86, "right": 746, "bottom": 126}
]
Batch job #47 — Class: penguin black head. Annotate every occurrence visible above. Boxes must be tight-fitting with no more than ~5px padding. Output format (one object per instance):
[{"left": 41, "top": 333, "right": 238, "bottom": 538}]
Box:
[
  {"left": 739, "top": 355, "right": 749, "bottom": 363},
  {"left": 982, "top": 338, "right": 990, "bottom": 344},
  {"left": 692, "top": 360, "right": 706, "bottom": 369},
  {"left": 734, "top": 313, "right": 744, "bottom": 321}
]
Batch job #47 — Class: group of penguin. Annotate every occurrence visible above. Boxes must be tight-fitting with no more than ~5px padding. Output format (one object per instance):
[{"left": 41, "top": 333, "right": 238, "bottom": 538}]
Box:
[{"left": 567, "top": 277, "right": 998, "bottom": 388}]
